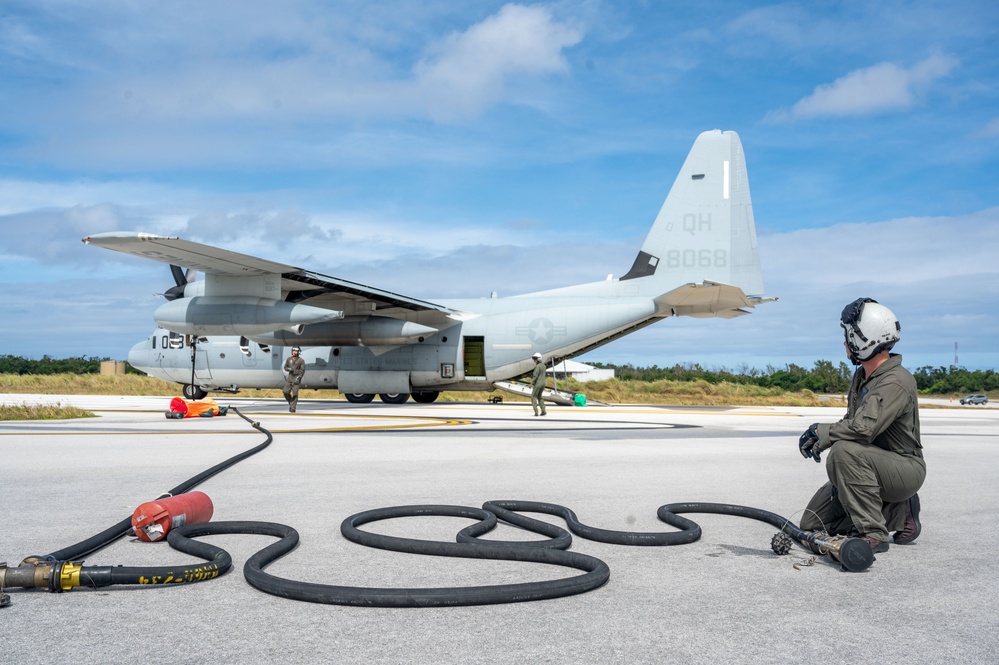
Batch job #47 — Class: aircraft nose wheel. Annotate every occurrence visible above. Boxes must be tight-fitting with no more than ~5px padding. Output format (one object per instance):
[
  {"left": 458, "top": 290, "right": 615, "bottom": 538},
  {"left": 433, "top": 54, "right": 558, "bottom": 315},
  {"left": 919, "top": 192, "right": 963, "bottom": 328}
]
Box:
[{"left": 183, "top": 384, "right": 208, "bottom": 400}]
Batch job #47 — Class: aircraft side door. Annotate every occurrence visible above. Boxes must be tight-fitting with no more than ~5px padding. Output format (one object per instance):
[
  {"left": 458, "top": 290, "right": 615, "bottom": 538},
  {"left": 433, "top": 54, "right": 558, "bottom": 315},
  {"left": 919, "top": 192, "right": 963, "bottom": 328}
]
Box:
[
  {"left": 462, "top": 336, "right": 485, "bottom": 377},
  {"left": 194, "top": 348, "right": 212, "bottom": 380}
]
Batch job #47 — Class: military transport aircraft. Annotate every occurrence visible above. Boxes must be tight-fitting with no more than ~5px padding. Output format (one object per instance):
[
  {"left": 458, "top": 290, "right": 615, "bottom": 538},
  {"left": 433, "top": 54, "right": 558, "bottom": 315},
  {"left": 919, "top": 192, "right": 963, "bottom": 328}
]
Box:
[{"left": 84, "top": 129, "right": 775, "bottom": 404}]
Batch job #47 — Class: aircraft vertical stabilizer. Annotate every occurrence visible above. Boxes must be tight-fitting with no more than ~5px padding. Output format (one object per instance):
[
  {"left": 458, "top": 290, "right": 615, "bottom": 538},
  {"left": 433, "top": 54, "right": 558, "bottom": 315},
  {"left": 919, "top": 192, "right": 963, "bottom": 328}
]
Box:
[{"left": 621, "top": 130, "right": 764, "bottom": 298}]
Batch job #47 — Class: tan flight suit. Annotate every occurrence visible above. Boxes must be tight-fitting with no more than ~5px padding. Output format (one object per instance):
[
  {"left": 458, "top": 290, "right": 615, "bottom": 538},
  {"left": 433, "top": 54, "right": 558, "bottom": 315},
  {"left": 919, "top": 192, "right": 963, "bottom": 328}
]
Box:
[
  {"left": 800, "top": 354, "right": 926, "bottom": 542},
  {"left": 531, "top": 361, "right": 547, "bottom": 416},
  {"left": 283, "top": 355, "right": 306, "bottom": 412}
]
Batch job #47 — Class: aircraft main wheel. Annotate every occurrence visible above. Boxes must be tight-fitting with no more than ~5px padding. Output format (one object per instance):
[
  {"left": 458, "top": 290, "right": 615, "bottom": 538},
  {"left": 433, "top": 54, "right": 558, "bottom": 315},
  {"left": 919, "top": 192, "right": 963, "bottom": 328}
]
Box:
[
  {"left": 379, "top": 393, "right": 409, "bottom": 404},
  {"left": 344, "top": 393, "right": 374, "bottom": 404},
  {"left": 183, "top": 384, "right": 208, "bottom": 400},
  {"left": 411, "top": 391, "right": 440, "bottom": 404}
]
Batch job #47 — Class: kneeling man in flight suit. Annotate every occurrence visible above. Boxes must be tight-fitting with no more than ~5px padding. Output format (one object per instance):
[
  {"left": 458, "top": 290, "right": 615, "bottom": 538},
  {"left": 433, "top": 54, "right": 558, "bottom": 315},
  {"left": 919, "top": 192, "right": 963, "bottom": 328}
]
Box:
[{"left": 797, "top": 298, "right": 925, "bottom": 554}]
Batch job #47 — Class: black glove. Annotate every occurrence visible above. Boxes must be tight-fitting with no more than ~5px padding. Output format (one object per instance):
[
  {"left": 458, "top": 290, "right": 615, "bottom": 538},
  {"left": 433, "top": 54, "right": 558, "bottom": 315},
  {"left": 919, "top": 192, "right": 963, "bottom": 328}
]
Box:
[{"left": 798, "top": 423, "right": 821, "bottom": 463}]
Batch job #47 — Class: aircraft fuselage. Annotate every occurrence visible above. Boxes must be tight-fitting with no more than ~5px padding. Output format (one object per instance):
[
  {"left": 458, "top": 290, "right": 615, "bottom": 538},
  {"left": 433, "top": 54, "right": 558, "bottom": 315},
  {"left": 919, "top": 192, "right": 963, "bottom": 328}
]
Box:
[{"left": 128, "top": 293, "right": 658, "bottom": 395}]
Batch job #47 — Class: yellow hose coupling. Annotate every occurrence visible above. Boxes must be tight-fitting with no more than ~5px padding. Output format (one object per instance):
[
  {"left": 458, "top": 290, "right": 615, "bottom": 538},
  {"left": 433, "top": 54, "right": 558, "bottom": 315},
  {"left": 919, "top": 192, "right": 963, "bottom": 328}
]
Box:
[{"left": 58, "top": 562, "right": 83, "bottom": 591}]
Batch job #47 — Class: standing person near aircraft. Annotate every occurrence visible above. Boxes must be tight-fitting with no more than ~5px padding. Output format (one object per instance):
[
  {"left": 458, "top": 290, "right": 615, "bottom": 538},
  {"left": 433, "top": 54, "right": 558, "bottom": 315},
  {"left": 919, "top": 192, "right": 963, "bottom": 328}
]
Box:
[
  {"left": 530, "top": 353, "right": 547, "bottom": 417},
  {"left": 797, "top": 298, "right": 925, "bottom": 555},
  {"left": 283, "top": 346, "right": 305, "bottom": 412}
]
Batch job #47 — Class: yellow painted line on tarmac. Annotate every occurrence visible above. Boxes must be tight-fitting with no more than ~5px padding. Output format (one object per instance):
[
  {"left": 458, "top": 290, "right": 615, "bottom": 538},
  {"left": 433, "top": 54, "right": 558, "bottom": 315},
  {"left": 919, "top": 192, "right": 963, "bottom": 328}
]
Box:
[
  {"left": 0, "top": 411, "right": 474, "bottom": 435},
  {"left": 487, "top": 407, "right": 799, "bottom": 417},
  {"left": 271, "top": 419, "right": 473, "bottom": 433}
]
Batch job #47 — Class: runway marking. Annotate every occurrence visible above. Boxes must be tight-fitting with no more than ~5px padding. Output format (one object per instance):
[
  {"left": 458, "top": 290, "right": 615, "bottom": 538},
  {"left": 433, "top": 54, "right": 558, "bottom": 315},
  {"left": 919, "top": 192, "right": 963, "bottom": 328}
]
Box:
[
  {"left": 0, "top": 404, "right": 797, "bottom": 436},
  {"left": 0, "top": 411, "right": 474, "bottom": 435},
  {"left": 429, "top": 405, "right": 798, "bottom": 417}
]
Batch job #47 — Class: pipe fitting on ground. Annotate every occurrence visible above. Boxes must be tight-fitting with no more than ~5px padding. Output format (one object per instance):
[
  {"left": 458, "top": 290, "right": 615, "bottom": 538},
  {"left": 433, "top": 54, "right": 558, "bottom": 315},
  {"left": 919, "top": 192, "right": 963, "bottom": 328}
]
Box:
[{"left": 0, "top": 557, "right": 84, "bottom": 593}]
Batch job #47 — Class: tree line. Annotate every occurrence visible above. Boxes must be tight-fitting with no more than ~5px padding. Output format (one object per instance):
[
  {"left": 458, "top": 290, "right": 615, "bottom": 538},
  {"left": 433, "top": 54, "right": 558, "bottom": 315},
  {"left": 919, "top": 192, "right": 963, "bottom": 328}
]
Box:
[
  {"left": 591, "top": 361, "right": 998, "bottom": 395},
  {"left": 0, "top": 355, "right": 141, "bottom": 375}
]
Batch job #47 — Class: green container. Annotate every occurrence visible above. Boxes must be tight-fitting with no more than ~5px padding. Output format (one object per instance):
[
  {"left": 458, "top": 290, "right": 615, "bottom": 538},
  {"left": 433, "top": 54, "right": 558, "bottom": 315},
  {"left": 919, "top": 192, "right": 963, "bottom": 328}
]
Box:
[{"left": 573, "top": 393, "right": 587, "bottom": 407}]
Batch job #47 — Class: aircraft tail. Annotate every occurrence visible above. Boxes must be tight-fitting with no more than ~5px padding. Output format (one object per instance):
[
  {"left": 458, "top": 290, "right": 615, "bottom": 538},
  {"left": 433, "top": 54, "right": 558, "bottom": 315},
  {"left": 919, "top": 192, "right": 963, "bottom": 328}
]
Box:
[{"left": 621, "top": 130, "right": 765, "bottom": 299}]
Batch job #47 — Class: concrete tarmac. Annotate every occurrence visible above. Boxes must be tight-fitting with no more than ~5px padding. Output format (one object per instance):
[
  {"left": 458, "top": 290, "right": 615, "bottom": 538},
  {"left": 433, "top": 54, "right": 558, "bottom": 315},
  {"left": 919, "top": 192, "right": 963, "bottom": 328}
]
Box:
[{"left": 1, "top": 394, "right": 997, "bottom": 664}]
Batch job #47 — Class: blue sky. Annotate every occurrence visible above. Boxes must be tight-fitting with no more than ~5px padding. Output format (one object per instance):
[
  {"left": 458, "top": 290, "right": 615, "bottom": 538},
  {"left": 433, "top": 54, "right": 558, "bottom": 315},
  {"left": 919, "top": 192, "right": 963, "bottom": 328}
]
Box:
[{"left": 2, "top": 1, "right": 997, "bottom": 372}]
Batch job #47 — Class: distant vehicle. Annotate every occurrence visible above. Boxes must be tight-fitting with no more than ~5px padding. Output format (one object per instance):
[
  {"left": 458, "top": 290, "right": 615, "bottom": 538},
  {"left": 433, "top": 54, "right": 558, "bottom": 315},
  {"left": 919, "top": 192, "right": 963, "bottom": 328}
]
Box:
[{"left": 960, "top": 394, "right": 988, "bottom": 405}]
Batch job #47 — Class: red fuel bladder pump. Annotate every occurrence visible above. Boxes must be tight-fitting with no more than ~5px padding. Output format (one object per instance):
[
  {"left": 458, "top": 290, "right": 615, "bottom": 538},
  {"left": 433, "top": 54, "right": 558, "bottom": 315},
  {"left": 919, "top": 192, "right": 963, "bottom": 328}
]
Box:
[{"left": 131, "top": 491, "right": 214, "bottom": 542}]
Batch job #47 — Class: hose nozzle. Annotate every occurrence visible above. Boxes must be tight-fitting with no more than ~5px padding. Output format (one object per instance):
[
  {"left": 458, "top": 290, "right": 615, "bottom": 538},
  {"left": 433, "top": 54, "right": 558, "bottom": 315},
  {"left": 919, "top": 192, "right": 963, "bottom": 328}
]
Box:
[{"left": 801, "top": 532, "right": 874, "bottom": 572}]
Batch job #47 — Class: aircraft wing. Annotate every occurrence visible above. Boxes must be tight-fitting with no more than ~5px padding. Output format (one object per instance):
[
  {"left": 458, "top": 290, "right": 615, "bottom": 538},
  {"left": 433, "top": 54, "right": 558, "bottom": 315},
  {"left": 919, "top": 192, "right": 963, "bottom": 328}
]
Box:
[{"left": 82, "top": 232, "right": 460, "bottom": 316}]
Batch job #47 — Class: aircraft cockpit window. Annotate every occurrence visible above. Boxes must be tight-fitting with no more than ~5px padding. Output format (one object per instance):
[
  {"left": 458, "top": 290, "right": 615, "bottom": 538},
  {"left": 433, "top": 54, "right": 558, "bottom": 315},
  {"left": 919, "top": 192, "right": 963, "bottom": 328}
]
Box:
[
  {"left": 239, "top": 336, "right": 252, "bottom": 357},
  {"left": 168, "top": 332, "right": 184, "bottom": 349}
]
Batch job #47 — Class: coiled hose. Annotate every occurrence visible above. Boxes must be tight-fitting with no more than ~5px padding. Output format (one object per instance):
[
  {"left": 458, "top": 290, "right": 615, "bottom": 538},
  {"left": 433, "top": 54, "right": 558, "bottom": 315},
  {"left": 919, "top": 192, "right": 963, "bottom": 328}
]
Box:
[{"left": 2, "top": 411, "right": 871, "bottom": 609}]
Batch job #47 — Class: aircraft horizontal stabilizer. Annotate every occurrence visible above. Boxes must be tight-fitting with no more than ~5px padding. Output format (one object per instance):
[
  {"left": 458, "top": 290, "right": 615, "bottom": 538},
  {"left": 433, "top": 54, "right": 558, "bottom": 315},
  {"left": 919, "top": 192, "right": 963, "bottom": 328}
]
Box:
[{"left": 655, "top": 281, "right": 765, "bottom": 319}]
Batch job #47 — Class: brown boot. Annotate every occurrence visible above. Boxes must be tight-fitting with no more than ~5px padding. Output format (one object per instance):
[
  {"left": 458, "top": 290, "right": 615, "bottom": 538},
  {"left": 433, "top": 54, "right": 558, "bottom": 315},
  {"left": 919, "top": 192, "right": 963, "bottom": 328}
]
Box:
[
  {"left": 862, "top": 536, "right": 889, "bottom": 553},
  {"left": 893, "top": 493, "right": 921, "bottom": 544}
]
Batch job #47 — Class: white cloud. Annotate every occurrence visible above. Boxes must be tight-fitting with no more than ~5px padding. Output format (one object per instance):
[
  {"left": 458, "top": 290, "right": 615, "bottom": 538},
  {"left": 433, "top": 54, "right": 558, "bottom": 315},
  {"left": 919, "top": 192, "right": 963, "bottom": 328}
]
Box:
[
  {"left": 768, "top": 52, "right": 959, "bottom": 121},
  {"left": 0, "top": 203, "right": 141, "bottom": 267},
  {"left": 1, "top": 4, "right": 586, "bottom": 173},
  {"left": 977, "top": 117, "right": 999, "bottom": 137},
  {"left": 762, "top": 209, "right": 999, "bottom": 287},
  {"left": 413, "top": 4, "right": 583, "bottom": 120},
  {"left": 61, "top": 4, "right": 582, "bottom": 127}
]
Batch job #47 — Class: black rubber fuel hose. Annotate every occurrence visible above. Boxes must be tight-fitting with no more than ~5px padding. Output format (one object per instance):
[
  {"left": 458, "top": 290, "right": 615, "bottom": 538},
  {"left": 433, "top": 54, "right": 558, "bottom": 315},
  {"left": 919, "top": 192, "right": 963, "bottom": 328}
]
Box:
[
  {"left": 42, "top": 407, "right": 271, "bottom": 562},
  {"left": 159, "top": 507, "right": 611, "bottom": 607},
  {"left": 148, "top": 499, "right": 812, "bottom": 607}
]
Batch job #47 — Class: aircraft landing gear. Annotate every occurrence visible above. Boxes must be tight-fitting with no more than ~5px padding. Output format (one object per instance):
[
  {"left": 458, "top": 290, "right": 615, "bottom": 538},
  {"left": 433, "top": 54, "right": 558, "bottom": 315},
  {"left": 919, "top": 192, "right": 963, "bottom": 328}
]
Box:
[
  {"left": 183, "top": 384, "right": 208, "bottom": 400},
  {"left": 343, "top": 392, "right": 439, "bottom": 404},
  {"left": 411, "top": 391, "right": 440, "bottom": 404}
]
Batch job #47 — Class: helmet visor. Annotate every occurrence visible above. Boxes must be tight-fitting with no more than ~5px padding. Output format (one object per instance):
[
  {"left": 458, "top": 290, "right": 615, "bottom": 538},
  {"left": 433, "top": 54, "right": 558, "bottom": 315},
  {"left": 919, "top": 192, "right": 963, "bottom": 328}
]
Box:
[{"left": 840, "top": 297, "right": 877, "bottom": 342}]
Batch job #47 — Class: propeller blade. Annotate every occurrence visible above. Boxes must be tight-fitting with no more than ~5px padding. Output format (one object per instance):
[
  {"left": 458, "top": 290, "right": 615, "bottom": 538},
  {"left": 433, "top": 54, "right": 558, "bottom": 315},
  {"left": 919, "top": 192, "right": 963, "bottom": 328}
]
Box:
[
  {"left": 170, "top": 264, "right": 187, "bottom": 287},
  {"left": 166, "top": 264, "right": 195, "bottom": 301}
]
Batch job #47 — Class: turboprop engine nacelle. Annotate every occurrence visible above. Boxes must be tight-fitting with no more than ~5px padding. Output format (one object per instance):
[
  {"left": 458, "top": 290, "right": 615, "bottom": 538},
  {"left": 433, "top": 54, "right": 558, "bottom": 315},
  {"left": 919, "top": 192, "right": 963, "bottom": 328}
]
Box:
[
  {"left": 249, "top": 317, "right": 439, "bottom": 347},
  {"left": 154, "top": 296, "right": 344, "bottom": 336}
]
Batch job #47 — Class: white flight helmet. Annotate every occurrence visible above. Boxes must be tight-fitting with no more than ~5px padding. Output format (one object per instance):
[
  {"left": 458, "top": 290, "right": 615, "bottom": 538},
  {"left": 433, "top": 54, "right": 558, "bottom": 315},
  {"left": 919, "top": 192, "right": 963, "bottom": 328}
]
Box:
[
  {"left": 532, "top": 352, "right": 542, "bottom": 361},
  {"left": 840, "top": 298, "right": 900, "bottom": 364}
]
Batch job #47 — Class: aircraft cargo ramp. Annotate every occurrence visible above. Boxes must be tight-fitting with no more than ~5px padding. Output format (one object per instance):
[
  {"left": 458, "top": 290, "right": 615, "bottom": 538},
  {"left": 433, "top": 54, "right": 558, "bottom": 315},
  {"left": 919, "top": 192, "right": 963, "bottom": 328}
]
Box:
[{"left": 493, "top": 380, "right": 579, "bottom": 405}]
